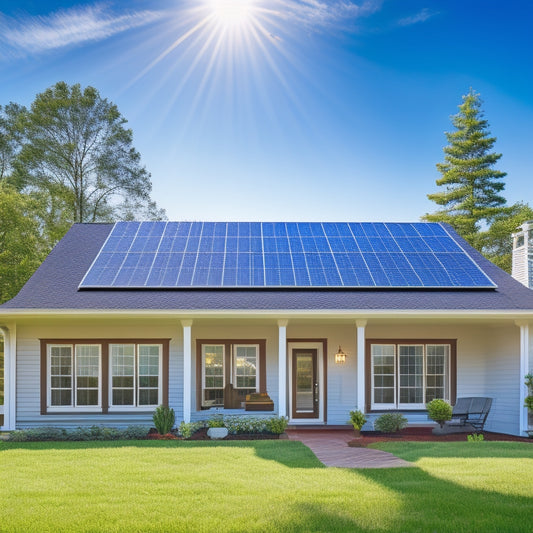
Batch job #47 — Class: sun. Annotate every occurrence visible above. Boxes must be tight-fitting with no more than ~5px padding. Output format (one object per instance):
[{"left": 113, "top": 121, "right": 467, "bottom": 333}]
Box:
[{"left": 206, "top": 0, "right": 257, "bottom": 29}]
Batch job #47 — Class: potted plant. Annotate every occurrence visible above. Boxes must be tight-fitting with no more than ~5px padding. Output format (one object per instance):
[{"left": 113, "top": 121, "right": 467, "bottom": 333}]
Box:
[
  {"left": 348, "top": 409, "right": 367, "bottom": 438},
  {"left": 426, "top": 399, "right": 452, "bottom": 428},
  {"left": 207, "top": 414, "right": 228, "bottom": 439}
]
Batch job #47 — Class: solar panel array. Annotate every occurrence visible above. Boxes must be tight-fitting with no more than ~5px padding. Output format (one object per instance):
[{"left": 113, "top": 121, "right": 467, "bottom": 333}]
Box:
[{"left": 79, "top": 221, "right": 496, "bottom": 289}]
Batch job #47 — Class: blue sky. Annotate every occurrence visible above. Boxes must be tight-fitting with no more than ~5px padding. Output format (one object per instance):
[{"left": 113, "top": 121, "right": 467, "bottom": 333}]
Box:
[{"left": 0, "top": 0, "right": 531, "bottom": 222}]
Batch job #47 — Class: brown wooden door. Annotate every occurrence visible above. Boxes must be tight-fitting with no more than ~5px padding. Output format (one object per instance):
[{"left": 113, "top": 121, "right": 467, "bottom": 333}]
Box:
[{"left": 292, "top": 349, "right": 319, "bottom": 419}]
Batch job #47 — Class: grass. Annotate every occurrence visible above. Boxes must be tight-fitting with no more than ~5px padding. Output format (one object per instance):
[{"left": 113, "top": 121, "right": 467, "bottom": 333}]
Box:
[{"left": 0, "top": 440, "right": 531, "bottom": 532}]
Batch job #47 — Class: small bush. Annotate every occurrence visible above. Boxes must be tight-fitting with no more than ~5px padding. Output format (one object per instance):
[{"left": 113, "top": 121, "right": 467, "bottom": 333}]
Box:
[
  {"left": 426, "top": 399, "right": 452, "bottom": 428},
  {"left": 7, "top": 425, "right": 149, "bottom": 442},
  {"left": 207, "top": 414, "right": 225, "bottom": 428},
  {"left": 8, "top": 427, "right": 67, "bottom": 442},
  {"left": 374, "top": 413, "right": 408, "bottom": 433},
  {"left": 467, "top": 433, "right": 485, "bottom": 442},
  {"left": 120, "top": 425, "right": 150, "bottom": 440},
  {"left": 348, "top": 409, "right": 367, "bottom": 430},
  {"left": 178, "top": 421, "right": 205, "bottom": 439},
  {"left": 265, "top": 416, "right": 288, "bottom": 435},
  {"left": 153, "top": 405, "right": 175, "bottom": 435}
]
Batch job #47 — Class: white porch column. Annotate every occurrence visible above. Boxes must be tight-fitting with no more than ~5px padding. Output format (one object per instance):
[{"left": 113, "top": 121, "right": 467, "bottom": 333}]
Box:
[
  {"left": 516, "top": 321, "right": 530, "bottom": 436},
  {"left": 277, "top": 320, "right": 288, "bottom": 418},
  {"left": 356, "top": 320, "right": 367, "bottom": 412},
  {"left": 0, "top": 324, "right": 16, "bottom": 431},
  {"left": 181, "top": 320, "right": 193, "bottom": 423}
]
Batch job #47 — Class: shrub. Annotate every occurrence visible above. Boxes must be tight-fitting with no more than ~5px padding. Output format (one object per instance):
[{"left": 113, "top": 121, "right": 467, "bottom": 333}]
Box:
[
  {"left": 207, "top": 414, "right": 225, "bottom": 428},
  {"left": 374, "top": 413, "right": 408, "bottom": 433},
  {"left": 467, "top": 433, "right": 484, "bottom": 442},
  {"left": 265, "top": 416, "right": 288, "bottom": 435},
  {"left": 178, "top": 421, "right": 205, "bottom": 439},
  {"left": 426, "top": 399, "right": 453, "bottom": 428},
  {"left": 120, "top": 425, "right": 150, "bottom": 440},
  {"left": 348, "top": 409, "right": 367, "bottom": 430},
  {"left": 8, "top": 427, "right": 67, "bottom": 442},
  {"left": 7, "top": 425, "right": 149, "bottom": 442},
  {"left": 153, "top": 405, "right": 175, "bottom": 435}
]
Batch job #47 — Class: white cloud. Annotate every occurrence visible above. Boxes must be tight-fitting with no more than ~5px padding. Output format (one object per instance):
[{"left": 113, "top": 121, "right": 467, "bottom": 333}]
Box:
[
  {"left": 397, "top": 8, "right": 436, "bottom": 27},
  {"left": 265, "top": 0, "right": 383, "bottom": 31},
  {"left": 0, "top": 3, "right": 163, "bottom": 58}
]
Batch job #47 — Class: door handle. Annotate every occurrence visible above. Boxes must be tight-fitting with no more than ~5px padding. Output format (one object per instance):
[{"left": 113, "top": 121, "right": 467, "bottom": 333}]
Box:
[{"left": 314, "top": 382, "right": 319, "bottom": 403}]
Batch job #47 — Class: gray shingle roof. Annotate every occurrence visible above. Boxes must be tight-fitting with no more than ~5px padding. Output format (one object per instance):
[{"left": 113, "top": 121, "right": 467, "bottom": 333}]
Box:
[{"left": 2, "top": 222, "right": 533, "bottom": 311}]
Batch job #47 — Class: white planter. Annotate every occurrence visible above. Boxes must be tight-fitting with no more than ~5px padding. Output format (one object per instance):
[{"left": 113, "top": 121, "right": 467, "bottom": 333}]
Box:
[{"left": 207, "top": 427, "right": 228, "bottom": 439}]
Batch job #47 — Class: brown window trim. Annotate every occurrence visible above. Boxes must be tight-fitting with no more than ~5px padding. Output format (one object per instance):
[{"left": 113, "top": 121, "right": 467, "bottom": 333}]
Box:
[
  {"left": 40, "top": 338, "right": 170, "bottom": 415},
  {"left": 365, "top": 338, "right": 457, "bottom": 413},
  {"left": 196, "top": 339, "right": 266, "bottom": 411}
]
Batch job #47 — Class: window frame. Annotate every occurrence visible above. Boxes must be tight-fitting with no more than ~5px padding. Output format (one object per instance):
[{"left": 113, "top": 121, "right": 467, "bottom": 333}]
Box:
[
  {"left": 233, "top": 344, "right": 259, "bottom": 390},
  {"left": 46, "top": 343, "right": 102, "bottom": 412},
  {"left": 40, "top": 339, "right": 169, "bottom": 415},
  {"left": 108, "top": 343, "right": 163, "bottom": 412},
  {"left": 196, "top": 339, "right": 266, "bottom": 410},
  {"left": 366, "top": 338, "right": 456, "bottom": 412}
]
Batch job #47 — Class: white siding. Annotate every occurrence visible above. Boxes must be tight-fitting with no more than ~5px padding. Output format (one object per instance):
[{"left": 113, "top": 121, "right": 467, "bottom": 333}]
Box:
[
  {"left": 15, "top": 321, "right": 181, "bottom": 429},
  {"left": 12, "top": 317, "right": 524, "bottom": 434}
]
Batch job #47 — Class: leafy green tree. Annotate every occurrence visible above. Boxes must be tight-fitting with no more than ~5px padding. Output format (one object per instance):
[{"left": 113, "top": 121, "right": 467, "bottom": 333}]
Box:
[
  {"left": 424, "top": 89, "right": 507, "bottom": 245},
  {"left": 478, "top": 203, "right": 533, "bottom": 273},
  {"left": 0, "top": 103, "right": 23, "bottom": 182},
  {"left": 13, "top": 82, "right": 165, "bottom": 225},
  {"left": 0, "top": 183, "right": 46, "bottom": 303}
]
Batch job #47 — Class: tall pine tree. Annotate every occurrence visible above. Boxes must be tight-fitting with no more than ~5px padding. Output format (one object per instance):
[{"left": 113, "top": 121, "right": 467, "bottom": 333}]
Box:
[{"left": 424, "top": 89, "right": 507, "bottom": 245}]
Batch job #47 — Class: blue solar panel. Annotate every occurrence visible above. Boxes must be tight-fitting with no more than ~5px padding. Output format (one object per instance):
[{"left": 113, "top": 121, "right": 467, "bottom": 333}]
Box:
[{"left": 79, "top": 222, "right": 497, "bottom": 289}]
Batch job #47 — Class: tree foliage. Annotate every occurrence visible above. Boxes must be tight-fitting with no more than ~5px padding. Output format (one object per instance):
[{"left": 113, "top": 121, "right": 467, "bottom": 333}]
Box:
[
  {"left": 478, "top": 203, "right": 533, "bottom": 273},
  {"left": 13, "top": 82, "right": 165, "bottom": 225},
  {"left": 424, "top": 89, "right": 507, "bottom": 245},
  {"left": 0, "top": 183, "right": 46, "bottom": 302},
  {"left": 0, "top": 82, "right": 165, "bottom": 304}
]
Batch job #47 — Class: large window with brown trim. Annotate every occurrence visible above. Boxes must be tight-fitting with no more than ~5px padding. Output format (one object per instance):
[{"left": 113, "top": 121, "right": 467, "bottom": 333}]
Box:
[
  {"left": 41, "top": 339, "right": 169, "bottom": 414},
  {"left": 47, "top": 344, "right": 101, "bottom": 411},
  {"left": 197, "top": 340, "right": 266, "bottom": 410},
  {"left": 367, "top": 340, "right": 456, "bottom": 410},
  {"left": 109, "top": 344, "right": 162, "bottom": 410}
]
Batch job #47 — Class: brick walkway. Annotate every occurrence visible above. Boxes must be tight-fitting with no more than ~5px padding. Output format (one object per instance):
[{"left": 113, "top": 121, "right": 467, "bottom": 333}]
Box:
[{"left": 287, "top": 429, "right": 413, "bottom": 469}]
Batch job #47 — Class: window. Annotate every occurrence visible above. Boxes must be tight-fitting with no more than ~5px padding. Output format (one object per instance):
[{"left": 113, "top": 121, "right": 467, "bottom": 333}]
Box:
[
  {"left": 48, "top": 344, "right": 101, "bottom": 410},
  {"left": 41, "top": 339, "right": 169, "bottom": 414},
  {"left": 110, "top": 344, "right": 162, "bottom": 409},
  {"left": 367, "top": 340, "right": 455, "bottom": 410},
  {"left": 197, "top": 340, "right": 266, "bottom": 409}
]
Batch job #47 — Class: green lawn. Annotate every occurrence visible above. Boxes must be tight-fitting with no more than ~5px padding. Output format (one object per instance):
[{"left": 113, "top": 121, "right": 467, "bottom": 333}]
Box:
[{"left": 0, "top": 440, "right": 531, "bottom": 532}]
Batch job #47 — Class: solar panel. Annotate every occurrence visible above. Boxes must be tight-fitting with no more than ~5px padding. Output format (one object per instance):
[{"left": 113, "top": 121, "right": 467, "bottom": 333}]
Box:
[{"left": 79, "top": 222, "right": 497, "bottom": 289}]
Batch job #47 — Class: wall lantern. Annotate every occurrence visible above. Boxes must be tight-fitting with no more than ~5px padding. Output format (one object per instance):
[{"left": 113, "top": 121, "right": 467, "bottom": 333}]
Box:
[{"left": 334, "top": 346, "right": 347, "bottom": 364}]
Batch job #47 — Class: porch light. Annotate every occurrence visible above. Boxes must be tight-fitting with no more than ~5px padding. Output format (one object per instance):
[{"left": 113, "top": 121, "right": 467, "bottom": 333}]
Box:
[{"left": 334, "top": 346, "right": 346, "bottom": 364}]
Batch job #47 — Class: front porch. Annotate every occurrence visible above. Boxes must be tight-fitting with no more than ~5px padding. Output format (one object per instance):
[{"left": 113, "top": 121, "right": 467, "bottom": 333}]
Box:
[{"left": 180, "top": 315, "right": 532, "bottom": 437}]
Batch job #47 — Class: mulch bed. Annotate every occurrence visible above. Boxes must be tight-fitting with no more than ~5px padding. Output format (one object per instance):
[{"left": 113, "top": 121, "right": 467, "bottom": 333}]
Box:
[
  {"left": 188, "top": 428, "right": 280, "bottom": 440},
  {"left": 348, "top": 427, "right": 532, "bottom": 447},
  {"left": 145, "top": 428, "right": 280, "bottom": 440}
]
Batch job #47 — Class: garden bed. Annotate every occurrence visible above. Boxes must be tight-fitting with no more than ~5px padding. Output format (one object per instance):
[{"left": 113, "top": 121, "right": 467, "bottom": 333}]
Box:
[{"left": 348, "top": 426, "right": 532, "bottom": 446}]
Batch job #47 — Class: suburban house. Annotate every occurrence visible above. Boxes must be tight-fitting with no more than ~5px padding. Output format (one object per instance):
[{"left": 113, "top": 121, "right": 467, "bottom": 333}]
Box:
[{"left": 1, "top": 221, "right": 532, "bottom": 436}]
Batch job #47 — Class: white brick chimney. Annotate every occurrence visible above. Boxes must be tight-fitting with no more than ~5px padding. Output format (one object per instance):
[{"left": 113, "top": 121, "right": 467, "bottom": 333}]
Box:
[{"left": 512, "top": 221, "right": 533, "bottom": 289}]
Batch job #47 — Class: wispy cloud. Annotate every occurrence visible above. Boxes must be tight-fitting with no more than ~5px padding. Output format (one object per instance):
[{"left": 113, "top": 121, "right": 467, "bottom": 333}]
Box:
[
  {"left": 264, "top": 0, "right": 383, "bottom": 32},
  {"left": 397, "top": 8, "right": 436, "bottom": 27},
  {"left": 0, "top": 3, "right": 163, "bottom": 58}
]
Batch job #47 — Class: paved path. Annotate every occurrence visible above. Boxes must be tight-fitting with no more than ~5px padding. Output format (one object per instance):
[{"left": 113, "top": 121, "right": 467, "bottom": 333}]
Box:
[{"left": 287, "top": 429, "right": 413, "bottom": 469}]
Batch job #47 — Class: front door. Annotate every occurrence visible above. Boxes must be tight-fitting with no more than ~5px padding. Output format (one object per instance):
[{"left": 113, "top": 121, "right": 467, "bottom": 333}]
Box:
[{"left": 292, "top": 349, "right": 319, "bottom": 419}]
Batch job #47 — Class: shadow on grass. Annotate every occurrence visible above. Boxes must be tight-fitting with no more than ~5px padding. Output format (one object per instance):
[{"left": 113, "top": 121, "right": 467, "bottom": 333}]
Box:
[
  {"left": 0, "top": 439, "right": 323, "bottom": 469},
  {"left": 352, "top": 457, "right": 533, "bottom": 532},
  {"left": 371, "top": 441, "right": 533, "bottom": 462}
]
